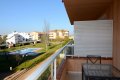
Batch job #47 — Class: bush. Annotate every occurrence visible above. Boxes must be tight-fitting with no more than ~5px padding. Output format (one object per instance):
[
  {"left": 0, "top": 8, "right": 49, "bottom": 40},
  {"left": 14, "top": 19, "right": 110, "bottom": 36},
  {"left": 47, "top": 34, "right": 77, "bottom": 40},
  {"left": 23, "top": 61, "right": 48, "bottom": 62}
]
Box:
[{"left": 15, "top": 43, "right": 21, "bottom": 47}]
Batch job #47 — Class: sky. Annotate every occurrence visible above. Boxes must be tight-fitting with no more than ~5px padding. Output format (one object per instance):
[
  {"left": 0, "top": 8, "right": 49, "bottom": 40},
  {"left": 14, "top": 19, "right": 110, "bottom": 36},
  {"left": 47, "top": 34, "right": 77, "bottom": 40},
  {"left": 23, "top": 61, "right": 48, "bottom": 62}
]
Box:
[{"left": 0, "top": 0, "right": 73, "bottom": 35}]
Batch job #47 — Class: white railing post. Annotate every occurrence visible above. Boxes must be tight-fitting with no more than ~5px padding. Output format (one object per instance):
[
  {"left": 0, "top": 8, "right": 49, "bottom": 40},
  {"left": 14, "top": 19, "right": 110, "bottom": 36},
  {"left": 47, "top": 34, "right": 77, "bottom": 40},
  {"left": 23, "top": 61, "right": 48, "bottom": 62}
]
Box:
[
  {"left": 51, "top": 63, "right": 54, "bottom": 80},
  {"left": 54, "top": 59, "right": 56, "bottom": 80}
]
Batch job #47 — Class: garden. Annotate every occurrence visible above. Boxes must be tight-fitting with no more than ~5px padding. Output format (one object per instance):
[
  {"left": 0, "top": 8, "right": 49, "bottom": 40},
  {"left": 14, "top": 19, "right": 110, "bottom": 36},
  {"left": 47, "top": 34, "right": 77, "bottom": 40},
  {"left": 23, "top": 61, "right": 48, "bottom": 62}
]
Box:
[{"left": 0, "top": 40, "right": 69, "bottom": 73}]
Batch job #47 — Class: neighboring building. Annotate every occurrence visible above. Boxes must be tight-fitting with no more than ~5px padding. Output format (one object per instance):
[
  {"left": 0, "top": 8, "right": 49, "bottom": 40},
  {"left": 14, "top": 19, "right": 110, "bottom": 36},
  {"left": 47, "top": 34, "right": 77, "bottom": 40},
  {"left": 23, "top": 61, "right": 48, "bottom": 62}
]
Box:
[
  {"left": 6, "top": 31, "right": 33, "bottom": 45},
  {"left": 49, "top": 29, "right": 69, "bottom": 40},
  {"left": 30, "top": 32, "right": 44, "bottom": 41}
]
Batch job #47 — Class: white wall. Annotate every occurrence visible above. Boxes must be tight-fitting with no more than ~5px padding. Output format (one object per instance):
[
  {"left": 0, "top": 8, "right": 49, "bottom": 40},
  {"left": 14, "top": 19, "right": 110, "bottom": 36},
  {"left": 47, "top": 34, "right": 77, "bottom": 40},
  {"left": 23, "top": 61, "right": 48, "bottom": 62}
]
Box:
[
  {"left": 74, "top": 20, "right": 113, "bottom": 57},
  {"left": 6, "top": 32, "right": 33, "bottom": 44}
]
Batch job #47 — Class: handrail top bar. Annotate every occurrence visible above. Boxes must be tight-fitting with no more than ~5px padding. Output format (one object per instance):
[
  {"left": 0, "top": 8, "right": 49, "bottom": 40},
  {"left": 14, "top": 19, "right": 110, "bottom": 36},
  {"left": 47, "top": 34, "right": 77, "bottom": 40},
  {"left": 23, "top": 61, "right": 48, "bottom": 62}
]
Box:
[{"left": 25, "top": 40, "right": 73, "bottom": 80}]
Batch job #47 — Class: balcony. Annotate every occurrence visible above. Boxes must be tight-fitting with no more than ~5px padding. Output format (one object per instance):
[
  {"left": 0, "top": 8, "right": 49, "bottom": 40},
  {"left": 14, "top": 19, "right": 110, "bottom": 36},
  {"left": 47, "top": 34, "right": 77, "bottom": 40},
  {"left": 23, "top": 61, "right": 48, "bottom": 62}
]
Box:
[
  {"left": 20, "top": 40, "right": 115, "bottom": 80},
  {"left": 21, "top": 0, "right": 120, "bottom": 80}
]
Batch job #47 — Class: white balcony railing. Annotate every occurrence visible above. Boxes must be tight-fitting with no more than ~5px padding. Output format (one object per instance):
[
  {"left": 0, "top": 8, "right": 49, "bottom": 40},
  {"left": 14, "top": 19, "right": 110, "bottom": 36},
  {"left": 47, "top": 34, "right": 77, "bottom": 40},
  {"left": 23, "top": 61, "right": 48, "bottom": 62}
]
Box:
[{"left": 25, "top": 40, "right": 74, "bottom": 80}]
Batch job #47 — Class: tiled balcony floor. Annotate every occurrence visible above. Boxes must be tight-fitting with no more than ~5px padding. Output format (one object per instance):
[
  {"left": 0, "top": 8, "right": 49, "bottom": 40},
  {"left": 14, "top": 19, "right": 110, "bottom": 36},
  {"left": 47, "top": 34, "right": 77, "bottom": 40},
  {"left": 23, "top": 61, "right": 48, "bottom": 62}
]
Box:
[{"left": 66, "top": 72, "right": 82, "bottom": 80}]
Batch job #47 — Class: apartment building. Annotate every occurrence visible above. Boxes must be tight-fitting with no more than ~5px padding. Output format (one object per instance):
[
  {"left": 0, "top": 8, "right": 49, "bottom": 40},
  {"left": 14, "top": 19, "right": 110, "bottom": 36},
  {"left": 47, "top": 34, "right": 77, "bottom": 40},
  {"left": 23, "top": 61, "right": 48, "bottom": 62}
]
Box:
[
  {"left": 30, "top": 32, "right": 44, "bottom": 41},
  {"left": 49, "top": 30, "right": 69, "bottom": 40},
  {"left": 6, "top": 31, "right": 33, "bottom": 45}
]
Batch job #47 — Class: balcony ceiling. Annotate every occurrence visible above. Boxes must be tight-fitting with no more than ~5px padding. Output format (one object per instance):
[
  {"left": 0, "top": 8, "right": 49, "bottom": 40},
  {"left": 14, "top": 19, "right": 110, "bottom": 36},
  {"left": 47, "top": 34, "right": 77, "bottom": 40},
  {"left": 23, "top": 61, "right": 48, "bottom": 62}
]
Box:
[{"left": 63, "top": 0, "right": 113, "bottom": 24}]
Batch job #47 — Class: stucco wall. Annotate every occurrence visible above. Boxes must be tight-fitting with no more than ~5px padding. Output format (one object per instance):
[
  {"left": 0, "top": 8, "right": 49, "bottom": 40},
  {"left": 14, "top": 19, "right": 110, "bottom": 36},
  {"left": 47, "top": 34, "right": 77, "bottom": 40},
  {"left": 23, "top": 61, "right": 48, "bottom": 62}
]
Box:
[
  {"left": 112, "top": 0, "right": 120, "bottom": 70},
  {"left": 104, "top": 0, "right": 120, "bottom": 70}
]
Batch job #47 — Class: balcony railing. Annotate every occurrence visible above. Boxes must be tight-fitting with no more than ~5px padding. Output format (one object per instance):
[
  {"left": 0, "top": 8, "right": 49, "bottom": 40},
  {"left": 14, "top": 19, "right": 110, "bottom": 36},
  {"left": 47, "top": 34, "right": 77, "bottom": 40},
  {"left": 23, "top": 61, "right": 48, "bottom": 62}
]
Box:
[
  {"left": 66, "top": 43, "right": 74, "bottom": 56},
  {"left": 25, "top": 40, "right": 74, "bottom": 80}
]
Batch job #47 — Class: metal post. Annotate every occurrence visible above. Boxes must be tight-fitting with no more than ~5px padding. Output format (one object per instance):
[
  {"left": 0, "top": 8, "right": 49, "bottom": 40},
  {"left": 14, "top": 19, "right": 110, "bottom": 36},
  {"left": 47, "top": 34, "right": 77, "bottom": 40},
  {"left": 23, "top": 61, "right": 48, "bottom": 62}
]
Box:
[
  {"left": 54, "top": 59, "right": 56, "bottom": 80},
  {"left": 51, "top": 63, "right": 54, "bottom": 80}
]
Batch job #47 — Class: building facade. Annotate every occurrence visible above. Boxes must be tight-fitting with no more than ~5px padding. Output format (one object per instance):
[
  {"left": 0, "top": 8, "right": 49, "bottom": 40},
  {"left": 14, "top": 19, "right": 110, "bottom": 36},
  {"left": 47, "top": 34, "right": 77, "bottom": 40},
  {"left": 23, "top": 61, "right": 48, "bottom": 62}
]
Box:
[
  {"left": 30, "top": 32, "right": 44, "bottom": 41},
  {"left": 6, "top": 31, "right": 33, "bottom": 45},
  {"left": 49, "top": 30, "right": 69, "bottom": 40}
]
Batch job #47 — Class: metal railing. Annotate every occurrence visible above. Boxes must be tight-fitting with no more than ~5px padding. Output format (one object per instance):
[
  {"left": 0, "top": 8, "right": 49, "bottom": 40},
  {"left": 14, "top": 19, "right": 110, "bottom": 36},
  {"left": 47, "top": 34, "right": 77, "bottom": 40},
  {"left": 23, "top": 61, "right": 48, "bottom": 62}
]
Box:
[
  {"left": 25, "top": 40, "right": 74, "bottom": 80},
  {"left": 66, "top": 44, "right": 74, "bottom": 55}
]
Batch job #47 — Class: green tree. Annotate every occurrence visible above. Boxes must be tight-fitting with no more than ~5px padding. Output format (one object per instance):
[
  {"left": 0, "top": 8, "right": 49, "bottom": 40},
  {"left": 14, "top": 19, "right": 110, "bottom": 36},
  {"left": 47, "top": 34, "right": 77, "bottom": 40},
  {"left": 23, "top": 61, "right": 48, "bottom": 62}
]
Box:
[
  {"left": 3, "top": 35, "right": 7, "bottom": 41},
  {"left": 15, "top": 54, "right": 22, "bottom": 65},
  {"left": 0, "top": 36, "right": 3, "bottom": 44},
  {"left": 2, "top": 35, "right": 7, "bottom": 43}
]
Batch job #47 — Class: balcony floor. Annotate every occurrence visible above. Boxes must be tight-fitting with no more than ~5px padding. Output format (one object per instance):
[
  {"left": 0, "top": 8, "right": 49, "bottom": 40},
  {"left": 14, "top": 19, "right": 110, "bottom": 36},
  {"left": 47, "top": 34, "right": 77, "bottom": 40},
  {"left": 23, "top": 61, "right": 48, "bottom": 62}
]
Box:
[{"left": 66, "top": 72, "right": 82, "bottom": 80}]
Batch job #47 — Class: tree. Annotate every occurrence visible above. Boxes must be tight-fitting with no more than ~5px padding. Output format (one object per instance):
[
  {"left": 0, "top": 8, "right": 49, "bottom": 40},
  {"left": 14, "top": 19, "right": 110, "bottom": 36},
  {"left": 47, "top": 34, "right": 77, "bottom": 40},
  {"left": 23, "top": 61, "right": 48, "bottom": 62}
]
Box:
[
  {"left": 43, "top": 20, "right": 50, "bottom": 51},
  {"left": 0, "top": 35, "right": 7, "bottom": 45},
  {"left": 15, "top": 54, "right": 22, "bottom": 65},
  {"left": 2, "top": 35, "right": 7, "bottom": 43},
  {"left": 41, "top": 34, "right": 45, "bottom": 43},
  {"left": 0, "top": 36, "right": 3, "bottom": 44}
]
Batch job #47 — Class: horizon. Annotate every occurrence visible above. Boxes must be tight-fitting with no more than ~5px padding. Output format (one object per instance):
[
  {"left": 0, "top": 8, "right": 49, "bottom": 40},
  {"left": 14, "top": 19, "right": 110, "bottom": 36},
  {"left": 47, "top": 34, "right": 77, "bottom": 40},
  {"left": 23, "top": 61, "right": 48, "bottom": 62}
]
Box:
[{"left": 0, "top": 0, "right": 73, "bottom": 35}]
